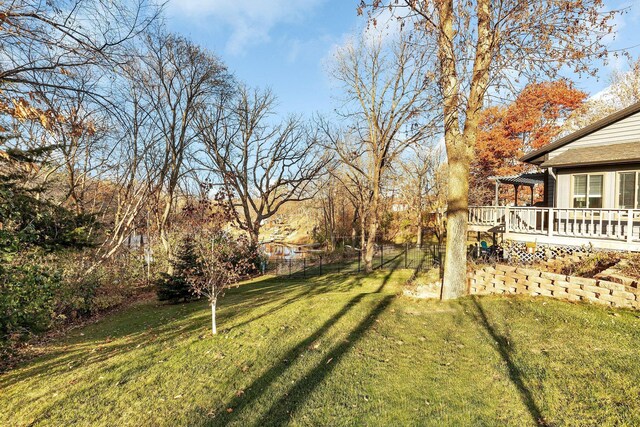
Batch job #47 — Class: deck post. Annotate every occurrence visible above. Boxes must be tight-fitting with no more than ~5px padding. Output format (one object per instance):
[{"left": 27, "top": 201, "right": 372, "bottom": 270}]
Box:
[
  {"left": 504, "top": 205, "right": 510, "bottom": 234},
  {"left": 627, "top": 209, "right": 634, "bottom": 243},
  {"left": 530, "top": 185, "right": 534, "bottom": 206},
  {"left": 548, "top": 208, "right": 554, "bottom": 237}
]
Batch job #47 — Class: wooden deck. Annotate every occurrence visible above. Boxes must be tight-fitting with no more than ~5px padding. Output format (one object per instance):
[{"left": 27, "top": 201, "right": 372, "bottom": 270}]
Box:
[{"left": 469, "top": 206, "right": 640, "bottom": 251}]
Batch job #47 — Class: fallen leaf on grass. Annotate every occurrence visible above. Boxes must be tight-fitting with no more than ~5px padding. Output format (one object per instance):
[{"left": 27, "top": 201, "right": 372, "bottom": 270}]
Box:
[{"left": 226, "top": 408, "right": 233, "bottom": 413}]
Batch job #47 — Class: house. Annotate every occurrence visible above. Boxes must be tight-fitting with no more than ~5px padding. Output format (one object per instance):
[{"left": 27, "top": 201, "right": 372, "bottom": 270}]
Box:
[{"left": 469, "top": 101, "right": 640, "bottom": 251}]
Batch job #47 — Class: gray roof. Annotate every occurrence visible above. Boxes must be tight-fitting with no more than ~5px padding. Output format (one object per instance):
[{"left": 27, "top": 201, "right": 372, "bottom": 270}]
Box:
[
  {"left": 521, "top": 101, "right": 640, "bottom": 164},
  {"left": 488, "top": 172, "right": 545, "bottom": 186},
  {"left": 540, "top": 141, "right": 640, "bottom": 168}
]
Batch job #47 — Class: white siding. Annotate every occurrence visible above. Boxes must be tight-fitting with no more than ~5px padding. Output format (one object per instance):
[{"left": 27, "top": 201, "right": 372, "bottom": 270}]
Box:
[
  {"left": 549, "top": 110, "right": 640, "bottom": 159},
  {"left": 555, "top": 164, "right": 640, "bottom": 209}
]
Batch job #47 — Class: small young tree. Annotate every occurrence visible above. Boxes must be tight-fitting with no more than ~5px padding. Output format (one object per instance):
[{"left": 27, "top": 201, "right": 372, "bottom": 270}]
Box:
[
  {"left": 180, "top": 186, "right": 258, "bottom": 334},
  {"left": 191, "top": 233, "right": 256, "bottom": 335}
]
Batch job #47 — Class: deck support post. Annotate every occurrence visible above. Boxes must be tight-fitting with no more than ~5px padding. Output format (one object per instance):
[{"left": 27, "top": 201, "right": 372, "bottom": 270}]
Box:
[
  {"left": 504, "top": 205, "right": 510, "bottom": 235},
  {"left": 530, "top": 185, "right": 535, "bottom": 206}
]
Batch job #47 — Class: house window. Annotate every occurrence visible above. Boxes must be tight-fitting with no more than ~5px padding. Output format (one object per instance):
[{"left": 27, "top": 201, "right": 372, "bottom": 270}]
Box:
[
  {"left": 573, "top": 174, "right": 603, "bottom": 208},
  {"left": 617, "top": 171, "right": 640, "bottom": 209}
]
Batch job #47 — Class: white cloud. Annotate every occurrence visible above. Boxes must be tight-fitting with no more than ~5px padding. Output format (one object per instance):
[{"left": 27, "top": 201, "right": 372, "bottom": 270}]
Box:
[{"left": 168, "top": 0, "right": 325, "bottom": 55}]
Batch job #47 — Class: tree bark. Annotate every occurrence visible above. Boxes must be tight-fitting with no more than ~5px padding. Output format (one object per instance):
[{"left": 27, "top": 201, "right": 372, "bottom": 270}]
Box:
[
  {"left": 416, "top": 223, "right": 423, "bottom": 248},
  {"left": 363, "top": 189, "right": 379, "bottom": 272},
  {"left": 248, "top": 227, "right": 260, "bottom": 247},
  {"left": 441, "top": 145, "right": 470, "bottom": 299},
  {"left": 364, "top": 222, "right": 377, "bottom": 272},
  {"left": 439, "top": 0, "right": 491, "bottom": 300},
  {"left": 437, "top": 0, "right": 467, "bottom": 300}
]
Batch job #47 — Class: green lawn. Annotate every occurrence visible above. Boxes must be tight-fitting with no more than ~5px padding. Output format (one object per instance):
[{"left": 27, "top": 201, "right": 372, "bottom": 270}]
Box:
[{"left": 2, "top": 268, "right": 640, "bottom": 426}]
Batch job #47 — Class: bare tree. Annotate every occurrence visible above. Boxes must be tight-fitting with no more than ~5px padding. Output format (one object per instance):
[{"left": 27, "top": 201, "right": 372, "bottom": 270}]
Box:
[
  {"left": 311, "top": 169, "right": 361, "bottom": 249},
  {"left": 198, "top": 87, "right": 329, "bottom": 245},
  {"left": 396, "top": 145, "right": 443, "bottom": 247},
  {"left": 565, "top": 55, "right": 640, "bottom": 132},
  {"left": 364, "top": 0, "right": 619, "bottom": 298},
  {"left": 321, "top": 32, "right": 437, "bottom": 271},
  {"left": 134, "top": 30, "right": 231, "bottom": 258},
  {"left": 0, "top": 0, "right": 158, "bottom": 115}
]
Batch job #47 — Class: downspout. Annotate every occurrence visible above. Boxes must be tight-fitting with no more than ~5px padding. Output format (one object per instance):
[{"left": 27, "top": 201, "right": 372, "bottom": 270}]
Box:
[{"left": 548, "top": 167, "right": 557, "bottom": 208}]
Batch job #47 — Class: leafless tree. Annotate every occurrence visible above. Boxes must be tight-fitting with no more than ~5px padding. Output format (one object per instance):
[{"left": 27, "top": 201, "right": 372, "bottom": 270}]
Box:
[
  {"left": 132, "top": 30, "right": 232, "bottom": 258},
  {"left": 565, "top": 55, "right": 640, "bottom": 132},
  {"left": 198, "top": 87, "right": 330, "bottom": 245},
  {"left": 321, "top": 32, "right": 437, "bottom": 272},
  {"left": 396, "top": 144, "right": 444, "bottom": 247},
  {"left": 0, "top": 0, "right": 159, "bottom": 115}
]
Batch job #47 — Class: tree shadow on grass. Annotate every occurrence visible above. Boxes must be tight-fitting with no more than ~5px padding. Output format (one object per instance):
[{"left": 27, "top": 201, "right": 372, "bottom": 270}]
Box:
[
  {"left": 226, "top": 273, "right": 370, "bottom": 331},
  {"left": 468, "top": 297, "right": 548, "bottom": 426},
  {"left": 0, "top": 314, "right": 207, "bottom": 389},
  {"left": 2, "top": 261, "right": 405, "bottom": 425},
  {"left": 212, "top": 267, "right": 400, "bottom": 425},
  {"left": 1, "top": 270, "right": 376, "bottom": 390},
  {"left": 254, "top": 294, "right": 394, "bottom": 425}
]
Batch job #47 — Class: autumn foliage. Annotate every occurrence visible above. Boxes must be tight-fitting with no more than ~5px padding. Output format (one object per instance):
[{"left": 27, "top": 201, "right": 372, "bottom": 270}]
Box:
[{"left": 471, "top": 81, "right": 587, "bottom": 204}]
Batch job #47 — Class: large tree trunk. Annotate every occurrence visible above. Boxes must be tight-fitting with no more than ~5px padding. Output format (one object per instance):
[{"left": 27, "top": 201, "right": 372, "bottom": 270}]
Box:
[
  {"left": 248, "top": 222, "right": 261, "bottom": 247},
  {"left": 364, "top": 222, "right": 377, "bottom": 272},
  {"left": 159, "top": 196, "right": 174, "bottom": 274},
  {"left": 441, "top": 145, "right": 470, "bottom": 299},
  {"left": 437, "top": 0, "right": 468, "bottom": 300},
  {"left": 441, "top": 0, "right": 491, "bottom": 299},
  {"left": 363, "top": 190, "right": 379, "bottom": 272},
  {"left": 416, "top": 223, "right": 423, "bottom": 248}
]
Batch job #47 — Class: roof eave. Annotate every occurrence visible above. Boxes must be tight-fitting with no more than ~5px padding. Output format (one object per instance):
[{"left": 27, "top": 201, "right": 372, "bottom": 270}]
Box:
[
  {"left": 519, "top": 101, "right": 640, "bottom": 163},
  {"left": 541, "top": 158, "right": 640, "bottom": 169}
]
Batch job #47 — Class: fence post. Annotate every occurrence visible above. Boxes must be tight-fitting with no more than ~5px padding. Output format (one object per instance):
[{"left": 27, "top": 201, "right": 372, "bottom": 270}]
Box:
[
  {"left": 404, "top": 243, "right": 408, "bottom": 269},
  {"left": 303, "top": 258, "right": 306, "bottom": 278},
  {"left": 439, "top": 244, "right": 444, "bottom": 281},
  {"left": 320, "top": 256, "right": 323, "bottom": 275},
  {"left": 358, "top": 251, "right": 361, "bottom": 273}
]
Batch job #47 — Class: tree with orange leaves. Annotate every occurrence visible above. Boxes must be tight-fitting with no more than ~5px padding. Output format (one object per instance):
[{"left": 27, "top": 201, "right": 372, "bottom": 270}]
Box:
[{"left": 471, "top": 81, "right": 587, "bottom": 205}]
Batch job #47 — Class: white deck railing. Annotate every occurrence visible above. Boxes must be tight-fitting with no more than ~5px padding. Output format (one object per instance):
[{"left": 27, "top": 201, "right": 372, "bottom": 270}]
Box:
[
  {"left": 469, "top": 206, "right": 640, "bottom": 243},
  {"left": 468, "top": 206, "right": 506, "bottom": 226}
]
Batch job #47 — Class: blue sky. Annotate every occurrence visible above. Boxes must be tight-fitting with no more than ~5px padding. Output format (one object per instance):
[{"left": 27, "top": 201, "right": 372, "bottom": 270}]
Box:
[{"left": 166, "top": 0, "right": 640, "bottom": 118}]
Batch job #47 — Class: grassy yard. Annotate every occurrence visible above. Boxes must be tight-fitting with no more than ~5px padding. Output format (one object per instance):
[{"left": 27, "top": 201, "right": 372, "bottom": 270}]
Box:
[{"left": 2, "top": 268, "right": 640, "bottom": 426}]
